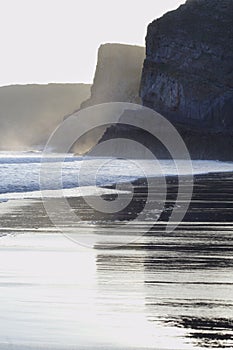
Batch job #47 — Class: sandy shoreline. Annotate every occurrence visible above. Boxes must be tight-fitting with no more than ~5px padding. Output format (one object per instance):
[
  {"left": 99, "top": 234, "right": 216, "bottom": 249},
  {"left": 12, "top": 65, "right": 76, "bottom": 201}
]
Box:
[
  {"left": 1, "top": 171, "right": 233, "bottom": 234},
  {"left": 0, "top": 171, "right": 233, "bottom": 349},
  {"left": 0, "top": 345, "right": 159, "bottom": 350}
]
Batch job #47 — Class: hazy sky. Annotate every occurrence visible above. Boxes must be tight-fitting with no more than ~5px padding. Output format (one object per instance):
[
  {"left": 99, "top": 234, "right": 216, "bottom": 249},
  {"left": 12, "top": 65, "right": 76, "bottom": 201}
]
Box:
[{"left": 0, "top": 0, "right": 185, "bottom": 86}]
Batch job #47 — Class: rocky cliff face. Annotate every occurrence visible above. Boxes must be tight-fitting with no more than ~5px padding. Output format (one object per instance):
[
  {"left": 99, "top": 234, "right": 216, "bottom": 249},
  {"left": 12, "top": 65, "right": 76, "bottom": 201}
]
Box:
[
  {"left": 97, "top": 0, "right": 233, "bottom": 160},
  {"left": 81, "top": 44, "right": 145, "bottom": 108},
  {"left": 73, "top": 44, "right": 145, "bottom": 154},
  {"left": 0, "top": 84, "right": 90, "bottom": 150},
  {"left": 140, "top": 0, "right": 233, "bottom": 133},
  {"left": 128, "top": 0, "right": 233, "bottom": 160}
]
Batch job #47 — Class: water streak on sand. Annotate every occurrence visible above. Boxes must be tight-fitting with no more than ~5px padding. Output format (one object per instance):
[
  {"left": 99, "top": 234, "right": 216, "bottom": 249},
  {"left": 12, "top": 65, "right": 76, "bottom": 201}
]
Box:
[{"left": 0, "top": 155, "right": 233, "bottom": 349}]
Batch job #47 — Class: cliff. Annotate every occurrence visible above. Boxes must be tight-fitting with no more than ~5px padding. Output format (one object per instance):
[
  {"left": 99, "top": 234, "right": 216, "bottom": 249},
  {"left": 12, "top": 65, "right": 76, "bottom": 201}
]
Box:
[
  {"left": 0, "top": 83, "right": 90, "bottom": 150},
  {"left": 81, "top": 43, "right": 145, "bottom": 108},
  {"left": 136, "top": 0, "right": 233, "bottom": 159},
  {"left": 140, "top": 0, "right": 233, "bottom": 133},
  {"left": 73, "top": 44, "right": 145, "bottom": 154}
]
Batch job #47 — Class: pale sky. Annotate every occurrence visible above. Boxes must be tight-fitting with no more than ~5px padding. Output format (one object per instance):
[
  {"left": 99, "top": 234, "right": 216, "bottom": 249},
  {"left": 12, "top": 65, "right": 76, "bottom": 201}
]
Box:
[{"left": 0, "top": 0, "right": 185, "bottom": 87}]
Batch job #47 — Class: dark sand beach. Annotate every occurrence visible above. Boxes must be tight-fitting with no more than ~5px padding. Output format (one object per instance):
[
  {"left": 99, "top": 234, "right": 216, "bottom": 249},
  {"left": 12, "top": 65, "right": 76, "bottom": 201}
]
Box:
[{"left": 0, "top": 171, "right": 233, "bottom": 349}]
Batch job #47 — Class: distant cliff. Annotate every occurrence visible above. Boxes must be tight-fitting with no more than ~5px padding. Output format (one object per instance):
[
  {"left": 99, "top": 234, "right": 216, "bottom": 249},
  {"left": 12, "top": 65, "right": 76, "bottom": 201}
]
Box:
[
  {"left": 0, "top": 84, "right": 90, "bottom": 150},
  {"left": 73, "top": 44, "right": 145, "bottom": 154},
  {"left": 81, "top": 43, "right": 145, "bottom": 108}
]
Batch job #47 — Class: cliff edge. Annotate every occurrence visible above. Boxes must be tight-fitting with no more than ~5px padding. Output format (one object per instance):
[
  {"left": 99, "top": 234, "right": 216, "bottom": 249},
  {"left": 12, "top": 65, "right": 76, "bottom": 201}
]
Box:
[
  {"left": 140, "top": 0, "right": 233, "bottom": 134},
  {"left": 98, "top": 0, "right": 233, "bottom": 160},
  {"left": 73, "top": 44, "right": 145, "bottom": 154},
  {"left": 81, "top": 43, "right": 145, "bottom": 108}
]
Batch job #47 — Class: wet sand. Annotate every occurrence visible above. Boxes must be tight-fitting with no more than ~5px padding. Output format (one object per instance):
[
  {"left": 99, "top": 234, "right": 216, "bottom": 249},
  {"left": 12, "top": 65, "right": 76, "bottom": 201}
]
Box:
[{"left": 0, "top": 172, "right": 233, "bottom": 349}]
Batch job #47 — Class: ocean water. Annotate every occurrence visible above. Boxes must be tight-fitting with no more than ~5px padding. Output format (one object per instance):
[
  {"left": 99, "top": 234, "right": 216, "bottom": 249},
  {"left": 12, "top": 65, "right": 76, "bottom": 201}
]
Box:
[
  {"left": 0, "top": 153, "right": 233, "bottom": 350},
  {"left": 0, "top": 152, "right": 233, "bottom": 198}
]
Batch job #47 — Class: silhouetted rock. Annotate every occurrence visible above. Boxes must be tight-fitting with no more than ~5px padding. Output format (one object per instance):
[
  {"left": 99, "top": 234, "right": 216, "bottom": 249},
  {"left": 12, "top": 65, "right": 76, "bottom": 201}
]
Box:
[
  {"left": 140, "top": 0, "right": 233, "bottom": 132},
  {"left": 137, "top": 0, "right": 233, "bottom": 159}
]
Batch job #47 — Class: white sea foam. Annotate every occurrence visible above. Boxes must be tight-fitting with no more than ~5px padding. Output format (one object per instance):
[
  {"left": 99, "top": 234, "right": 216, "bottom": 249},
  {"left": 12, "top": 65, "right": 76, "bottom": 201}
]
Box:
[
  {"left": 0, "top": 186, "right": 129, "bottom": 201},
  {"left": 0, "top": 153, "right": 232, "bottom": 199}
]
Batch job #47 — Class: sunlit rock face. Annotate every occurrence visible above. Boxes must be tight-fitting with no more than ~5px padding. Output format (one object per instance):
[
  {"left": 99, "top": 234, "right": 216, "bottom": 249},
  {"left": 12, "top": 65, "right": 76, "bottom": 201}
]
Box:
[
  {"left": 138, "top": 0, "right": 233, "bottom": 159},
  {"left": 81, "top": 43, "right": 145, "bottom": 108},
  {"left": 0, "top": 84, "right": 90, "bottom": 150},
  {"left": 73, "top": 44, "right": 145, "bottom": 154}
]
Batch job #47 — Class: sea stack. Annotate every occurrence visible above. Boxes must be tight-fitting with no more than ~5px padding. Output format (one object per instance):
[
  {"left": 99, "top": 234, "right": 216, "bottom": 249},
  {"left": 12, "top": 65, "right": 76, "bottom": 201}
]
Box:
[
  {"left": 73, "top": 44, "right": 145, "bottom": 154},
  {"left": 81, "top": 43, "right": 145, "bottom": 108}
]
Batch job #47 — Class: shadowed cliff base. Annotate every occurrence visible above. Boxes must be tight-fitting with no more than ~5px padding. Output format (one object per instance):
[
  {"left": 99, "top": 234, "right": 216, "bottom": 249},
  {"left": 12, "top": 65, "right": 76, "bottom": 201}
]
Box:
[{"left": 98, "top": 122, "right": 233, "bottom": 161}]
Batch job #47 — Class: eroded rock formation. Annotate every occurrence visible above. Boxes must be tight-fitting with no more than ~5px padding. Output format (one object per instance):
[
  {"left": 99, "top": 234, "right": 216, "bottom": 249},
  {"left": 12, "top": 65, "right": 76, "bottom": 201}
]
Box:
[
  {"left": 73, "top": 44, "right": 145, "bottom": 154},
  {"left": 81, "top": 43, "right": 145, "bottom": 108},
  {"left": 100, "top": 0, "right": 233, "bottom": 160},
  {"left": 140, "top": 0, "right": 233, "bottom": 133}
]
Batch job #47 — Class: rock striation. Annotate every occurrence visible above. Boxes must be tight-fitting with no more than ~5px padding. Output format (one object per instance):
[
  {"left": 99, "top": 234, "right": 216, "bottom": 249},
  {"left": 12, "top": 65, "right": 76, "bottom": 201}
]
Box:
[
  {"left": 138, "top": 0, "right": 233, "bottom": 159},
  {"left": 141, "top": 0, "right": 233, "bottom": 132}
]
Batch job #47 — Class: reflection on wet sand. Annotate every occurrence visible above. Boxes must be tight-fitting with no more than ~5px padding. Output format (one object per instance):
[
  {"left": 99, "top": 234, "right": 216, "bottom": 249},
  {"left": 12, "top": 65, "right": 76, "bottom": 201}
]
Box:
[
  {"left": 163, "top": 317, "right": 233, "bottom": 349},
  {"left": 1, "top": 172, "right": 233, "bottom": 348},
  {"left": 96, "top": 172, "right": 233, "bottom": 349}
]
